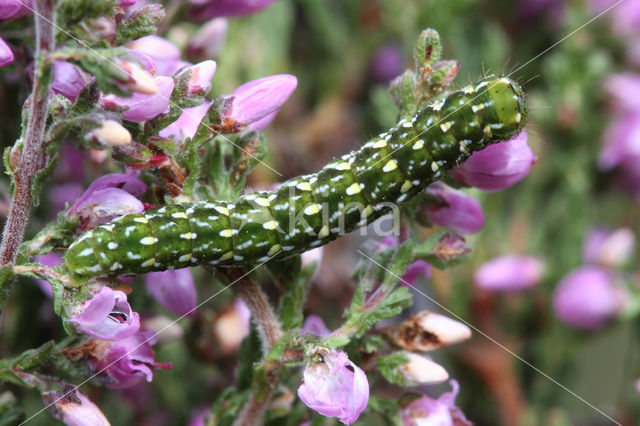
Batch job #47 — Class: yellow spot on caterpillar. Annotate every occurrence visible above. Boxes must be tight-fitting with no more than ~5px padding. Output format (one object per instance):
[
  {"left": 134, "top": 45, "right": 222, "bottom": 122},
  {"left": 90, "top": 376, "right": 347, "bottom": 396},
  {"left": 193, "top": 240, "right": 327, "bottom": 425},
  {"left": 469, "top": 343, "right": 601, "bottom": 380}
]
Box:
[
  {"left": 268, "top": 244, "right": 281, "bottom": 256},
  {"left": 431, "top": 100, "right": 444, "bottom": 111},
  {"left": 483, "top": 124, "right": 492, "bottom": 138},
  {"left": 140, "top": 236, "right": 157, "bottom": 245},
  {"left": 440, "top": 122, "right": 453, "bottom": 133},
  {"left": 141, "top": 258, "right": 155, "bottom": 268},
  {"left": 318, "top": 226, "right": 329, "bottom": 238},
  {"left": 335, "top": 162, "right": 350, "bottom": 171},
  {"left": 107, "top": 242, "right": 118, "bottom": 250},
  {"left": 263, "top": 220, "right": 278, "bottom": 230},
  {"left": 402, "top": 121, "right": 413, "bottom": 128},
  {"left": 382, "top": 159, "right": 398, "bottom": 172},
  {"left": 401, "top": 180, "right": 413, "bottom": 193},
  {"left": 134, "top": 217, "right": 148, "bottom": 224},
  {"left": 463, "top": 85, "right": 475, "bottom": 94},
  {"left": 296, "top": 182, "right": 312, "bottom": 191},
  {"left": 180, "top": 232, "right": 196, "bottom": 240},
  {"left": 412, "top": 140, "right": 424, "bottom": 150},
  {"left": 304, "top": 204, "right": 321, "bottom": 215},
  {"left": 471, "top": 103, "right": 485, "bottom": 113},
  {"left": 515, "top": 112, "right": 522, "bottom": 123},
  {"left": 171, "top": 212, "right": 188, "bottom": 219},
  {"left": 219, "top": 229, "right": 233, "bottom": 238},
  {"left": 254, "top": 197, "right": 270, "bottom": 207},
  {"left": 179, "top": 253, "right": 192, "bottom": 262},
  {"left": 220, "top": 251, "right": 233, "bottom": 261},
  {"left": 214, "top": 206, "right": 229, "bottom": 215},
  {"left": 372, "top": 140, "right": 387, "bottom": 148},
  {"left": 363, "top": 205, "right": 374, "bottom": 218},
  {"left": 346, "top": 183, "right": 361, "bottom": 195},
  {"left": 431, "top": 162, "right": 439, "bottom": 172}
]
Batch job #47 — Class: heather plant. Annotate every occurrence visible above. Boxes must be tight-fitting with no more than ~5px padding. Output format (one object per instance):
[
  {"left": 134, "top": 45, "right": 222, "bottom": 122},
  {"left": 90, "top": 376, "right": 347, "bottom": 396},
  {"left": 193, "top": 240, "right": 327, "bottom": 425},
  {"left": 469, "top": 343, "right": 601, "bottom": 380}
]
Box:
[{"left": 0, "top": 1, "right": 638, "bottom": 426}]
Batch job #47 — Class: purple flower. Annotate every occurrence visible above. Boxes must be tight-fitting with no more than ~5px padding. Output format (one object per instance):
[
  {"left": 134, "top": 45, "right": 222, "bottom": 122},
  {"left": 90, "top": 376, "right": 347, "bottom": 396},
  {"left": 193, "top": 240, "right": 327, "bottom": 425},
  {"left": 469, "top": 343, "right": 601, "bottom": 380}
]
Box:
[
  {"left": 0, "top": 37, "right": 13, "bottom": 66},
  {"left": 189, "top": 0, "right": 278, "bottom": 19},
  {"left": 401, "top": 380, "right": 472, "bottom": 426},
  {"left": 301, "top": 315, "right": 331, "bottom": 337},
  {"left": 0, "top": 0, "right": 22, "bottom": 19},
  {"left": 552, "top": 266, "right": 627, "bottom": 330},
  {"left": 597, "top": 112, "right": 640, "bottom": 171},
  {"left": 145, "top": 268, "right": 197, "bottom": 317},
  {"left": 421, "top": 183, "right": 484, "bottom": 234},
  {"left": 370, "top": 43, "right": 404, "bottom": 84},
  {"left": 214, "top": 74, "right": 297, "bottom": 132},
  {"left": 159, "top": 101, "right": 211, "bottom": 142},
  {"left": 211, "top": 299, "right": 251, "bottom": 355},
  {"left": 87, "top": 332, "right": 171, "bottom": 388},
  {"left": 298, "top": 348, "right": 369, "bottom": 425},
  {"left": 583, "top": 227, "right": 635, "bottom": 268},
  {"left": 127, "top": 35, "right": 184, "bottom": 76},
  {"left": 49, "top": 182, "right": 84, "bottom": 213},
  {"left": 44, "top": 389, "right": 110, "bottom": 426},
  {"left": 174, "top": 60, "right": 217, "bottom": 98},
  {"left": 450, "top": 131, "right": 535, "bottom": 192},
  {"left": 102, "top": 76, "right": 174, "bottom": 122},
  {"left": 69, "top": 286, "right": 140, "bottom": 340},
  {"left": 187, "top": 17, "right": 227, "bottom": 59},
  {"left": 188, "top": 408, "right": 210, "bottom": 426},
  {"left": 52, "top": 60, "right": 91, "bottom": 101},
  {"left": 603, "top": 73, "right": 640, "bottom": 113},
  {"left": 33, "top": 252, "right": 62, "bottom": 298},
  {"left": 473, "top": 255, "right": 544, "bottom": 292},
  {"left": 591, "top": 0, "right": 640, "bottom": 37}
]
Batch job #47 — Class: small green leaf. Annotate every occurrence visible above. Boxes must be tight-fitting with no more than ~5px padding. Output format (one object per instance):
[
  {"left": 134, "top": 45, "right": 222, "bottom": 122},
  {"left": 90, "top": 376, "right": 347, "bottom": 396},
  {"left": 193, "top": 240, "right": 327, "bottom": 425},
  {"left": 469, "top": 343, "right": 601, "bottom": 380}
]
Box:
[{"left": 377, "top": 352, "right": 410, "bottom": 386}]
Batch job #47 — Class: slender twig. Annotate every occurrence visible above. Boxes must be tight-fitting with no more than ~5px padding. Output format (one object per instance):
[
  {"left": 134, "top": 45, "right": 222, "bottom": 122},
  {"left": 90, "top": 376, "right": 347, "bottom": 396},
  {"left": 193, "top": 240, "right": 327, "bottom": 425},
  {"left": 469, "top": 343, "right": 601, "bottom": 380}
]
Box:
[{"left": 0, "top": 0, "right": 56, "bottom": 311}]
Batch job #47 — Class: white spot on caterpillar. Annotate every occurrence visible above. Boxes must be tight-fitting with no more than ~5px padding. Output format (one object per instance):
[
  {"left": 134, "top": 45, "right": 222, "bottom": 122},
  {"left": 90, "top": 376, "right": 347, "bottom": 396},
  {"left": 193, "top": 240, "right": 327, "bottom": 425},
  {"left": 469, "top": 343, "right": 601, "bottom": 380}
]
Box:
[
  {"left": 127, "top": 251, "right": 142, "bottom": 260},
  {"left": 372, "top": 140, "right": 387, "bottom": 148},
  {"left": 476, "top": 81, "right": 488, "bottom": 90},
  {"left": 263, "top": 220, "right": 278, "bottom": 230},
  {"left": 78, "top": 248, "right": 93, "bottom": 257},
  {"left": 220, "top": 251, "right": 233, "bottom": 261},
  {"left": 382, "top": 160, "right": 398, "bottom": 172},
  {"left": 515, "top": 112, "right": 522, "bottom": 123},
  {"left": 318, "top": 226, "right": 329, "bottom": 238},
  {"left": 402, "top": 121, "right": 413, "bottom": 128},
  {"left": 282, "top": 245, "right": 295, "bottom": 251},
  {"left": 108, "top": 242, "right": 118, "bottom": 250},
  {"left": 141, "top": 258, "right": 155, "bottom": 268},
  {"left": 233, "top": 255, "right": 244, "bottom": 261},
  {"left": 304, "top": 204, "right": 321, "bottom": 215},
  {"left": 397, "top": 193, "right": 408, "bottom": 203},
  {"left": 363, "top": 205, "right": 374, "bottom": 218},
  {"left": 431, "top": 100, "right": 444, "bottom": 111},
  {"left": 412, "top": 140, "right": 424, "bottom": 150},
  {"left": 85, "top": 265, "right": 102, "bottom": 273},
  {"left": 463, "top": 85, "right": 475, "bottom": 94},
  {"left": 140, "top": 237, "right": 158, "bottom": 245},
  {"left": 219, "top": 229, "right": 233, "bottom": 238},
  {"left": 171, "top": 212, "right": 188, "bottom": 219},
  {"left": 254, "top": 197, "right": 270, "bottom": 207},
  {"left": 102, "top": 225, "right": 114, "bottom": 232},
  {"left": 440, "top": 122, "right": 453, "bottom": 132},
  {"left": 296, "top": 182, "right": 312, "bottom": 191},
  {"left": 214, "top": 206, "right": 229, "bottom": 215},
  {"left": 346, "top": 183, "right": 361, "bottom": 195},
  {"left": 110, "top": 262, "right": 122, "bottom": 271},
  {"left": 431, "top": 162, "right": 440, "bottom": 172},
  {"left": 179, "top": 253, "right": 192, "bottom": 262},
  {"left": 401, "top": 180, "right": 413, "bottom": 193},
  {"left": 490, "top": 123, "right": 504, "bottom": 129},
  {"left": 268, "top": 244, "right": 281, "bottom": 256},
  {"left": 471, "top": 104, "right": 485, "bottom": 113},
  {"left": 180, "top": 232, "right": 196, "bottom": 240},
  {"left": 134, "top": 217, "right": 148, "bottom": 224},
  {"left": 483, "top": 124, "right": 492, "bottom": 138}
]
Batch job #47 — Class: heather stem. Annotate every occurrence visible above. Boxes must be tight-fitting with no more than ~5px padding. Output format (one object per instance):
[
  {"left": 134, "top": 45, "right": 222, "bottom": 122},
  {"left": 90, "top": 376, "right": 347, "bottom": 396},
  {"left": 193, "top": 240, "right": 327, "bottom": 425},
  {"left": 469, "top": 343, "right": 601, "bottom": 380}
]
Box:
[{"left": 0, "top": 0, "right": 56, "bottom": 311}]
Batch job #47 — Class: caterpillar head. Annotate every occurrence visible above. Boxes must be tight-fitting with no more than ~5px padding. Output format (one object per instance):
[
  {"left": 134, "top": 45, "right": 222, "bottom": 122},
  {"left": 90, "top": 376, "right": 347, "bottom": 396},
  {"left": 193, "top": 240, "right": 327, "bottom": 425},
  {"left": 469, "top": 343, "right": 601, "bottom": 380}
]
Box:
[
  {"left": 483, "top": 76, "right": 527, "bottom": 140},
  {"left": 65, "top": 230, "right": 103, "bottom": 276}
]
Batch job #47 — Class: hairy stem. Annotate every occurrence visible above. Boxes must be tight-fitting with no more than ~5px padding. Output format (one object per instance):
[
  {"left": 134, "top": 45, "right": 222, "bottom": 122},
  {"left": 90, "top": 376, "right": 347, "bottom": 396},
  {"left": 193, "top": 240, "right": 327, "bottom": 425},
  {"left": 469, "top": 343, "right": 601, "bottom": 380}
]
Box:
[{"left": 0, "top": 0, "right": 56, "bottom": 310}]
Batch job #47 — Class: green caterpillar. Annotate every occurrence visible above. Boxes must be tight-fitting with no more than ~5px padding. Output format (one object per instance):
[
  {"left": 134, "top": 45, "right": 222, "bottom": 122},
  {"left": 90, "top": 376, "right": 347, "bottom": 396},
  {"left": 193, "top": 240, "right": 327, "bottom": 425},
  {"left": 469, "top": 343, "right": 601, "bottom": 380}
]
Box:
[{"left": 66, "top": 75, "right": 527, "bottom": 276}]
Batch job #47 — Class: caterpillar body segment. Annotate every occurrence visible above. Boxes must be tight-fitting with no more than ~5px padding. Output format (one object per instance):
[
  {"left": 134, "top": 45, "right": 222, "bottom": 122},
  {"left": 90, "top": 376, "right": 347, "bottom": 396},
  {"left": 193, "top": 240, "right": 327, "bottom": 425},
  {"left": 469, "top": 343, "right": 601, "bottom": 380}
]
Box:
[{"left": 65, "top": 76, "right": 527, "bottom": 276}]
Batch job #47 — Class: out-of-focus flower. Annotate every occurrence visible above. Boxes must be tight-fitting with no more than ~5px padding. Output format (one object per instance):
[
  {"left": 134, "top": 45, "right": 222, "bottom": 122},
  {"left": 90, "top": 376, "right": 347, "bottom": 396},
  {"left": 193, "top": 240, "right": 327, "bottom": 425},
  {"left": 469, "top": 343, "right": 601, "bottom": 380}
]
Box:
[
  {"left": 85, "top": 332, "right": 171, "bottom": 389},
  {"left": 69, "top": 286, "right": 140, "bottom": 340},
  {"left": 603, "top": 73, "right": 640, "bottom": 113},
  {"left": 52, "top": 60, "right": 91, "bottom": 101},
  {"left": 188, "top": 408, "right": 210, "bottom": 426},
  {"left": 212, "top": 298, "right": 251, "bottom": 355},
  {"left": 370, "top": 42, "right": 404, "bottom": 84},
  {"left": 87, "top": 120, "right": 133, "bottom": 147},
  {"left": 174, "top": 60, "right": 216, "bottom": 98},
  {"left": 398, "top": 353, "right": 449, "bottom": 386},
  {"left": 33, "top": 252, "right": 62, "bottom": 298},
  {"left": 159, "top": 101, "right": 211, "bottom": 142},
  {"left": 0, "top": 37, "right": 13, "bottom": 66},
  {"left": 383, "top": 311, "right": 472, "bottom": 351},
  {"left": 617, "top": 161, "right": 640, "bottom": 200},
  {"left": 187, "top": 17, "right": 227, "bottom": 59},
  {"left": 145, "top": 268, "right": 197, "bottom": 317},
  {"left": 583, "top": 227, "right": 635, "bottom": 268},
  {"left": 189, "top": 0, "right": 278, "bottom": 19},
  {"left": 127, "top": 35, "right": 184, "bottom": 76},
  {"left": 450, "top": 131, "right": 535, "bottom": 192},
  {"left": 597, "top": 112, "right": 640, "bottom": 171},
  {"left": 49, "top": 182, "right": 84, "bottom": 213},
  {"left": 298, "top": 348, "right": 369, "bottom": 425},
  {"left": 401, "top": 380, "right": 472, "bottom": 426},
  {"left": 552, "top": 266, "right": 627, "bottom": 330},
  {"left": 43, "top": 388, "right": 110, "bottom": 426},
  {"left": 473, "top": 255, "right": 544, "bottom": 292},
  {"left": 142, "top": 315, "right": 184, "bottom": 343},
  {"left": 377, "top": 236, "right": 432, "bottom": 285},
  {"left": 102, "top": 75, "right": 174, "bottom": 122},
  {"left": 301, "top": 315, "right": 331, "bottom": 338},
  {"left": 0, "top": 0, "right": 23, "bottom": 19},
  {"left": 421, "top": 183, "right": 484, "bottom": 234},
  {"left": 591, "top": 0, "right": 640, "bottom": 37},
  {"left": 213, "top": 74, "right": 297, "bottom": 132}
]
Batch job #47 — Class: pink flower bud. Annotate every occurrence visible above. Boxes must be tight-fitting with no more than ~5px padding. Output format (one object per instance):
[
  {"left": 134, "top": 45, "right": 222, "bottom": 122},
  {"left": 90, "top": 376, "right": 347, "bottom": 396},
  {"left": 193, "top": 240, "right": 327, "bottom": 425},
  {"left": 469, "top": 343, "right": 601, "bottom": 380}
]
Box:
[
  {"left": 86, "top": 332, "right": 171, "bottom": 389},
  {"left": 68, "top": 181, "right": 145, "bottom": 230},
  {"left": 127, "top": 35, "right": 183, "bottom": 76},
  {"left": 116, "top": 60, "right": 159, "bottom": 94},
  {"left": 583, "top": 227, "right": 635, "bottom": 268},
  {"left": 450, "top": 131, "right": 535, "bottom": 192},
  {"left": 552, "top": 266, "right": 627, "bottom": 330},
  {"left": 69, "top": 286, "right": 140, "bottom": 340},
  {"left": 0, "top": 0, "right": 22, "bottom": 19},
  {"left": 422, "top": 183, "right": 484, "bottom": 234},
  {"left": 174, "top": 60, "right": 216, "bottom": 98},
  {"left": 0, "top": 36, "right": 13, "bottom": 66},
  {"left": 102, "top": 76, "right": 174, "bottom": 122},
  {"left": 43, "top": 389, "right": 110, "bottom": 426},
  {"left": 187, "top": 17, "right": 227, "bottom": 59},
  {"left": 189, "top": 0, "right": 278, "bottom": 19},
  {"left": 298, "top": 348, "right": 369, "bottom": 425},
  {"left": 215, "top": 74, "right": 297, "bottom": 132},
  {"left": 597, "top": 112, "right": 640, "bottom": 171},
  {"left": 398, "top": 353, "right": 449, "bottom": 386},
  {"left": 145, "top": 268, "right": 197, "bottom": 317},
  {"left": 401, "top": 380, "right": 472, "bottom": 426},
  {"left": 301, "top": 315, "right": 331, "bottom": 338},
  {"left": 370, "top": 43, "right": 404, "bottom": 84},
  {"left": 52, "top": 60, "right": 91, "bottom": 101},
  {"left": 474, "top": 255, "right": 544, "bottom": 292},
  {"left": 159, "top": 101, "right": 211, "bottom": 141},
  {"left": 88, "top": 120, "right": 132, "bottom": 147}
]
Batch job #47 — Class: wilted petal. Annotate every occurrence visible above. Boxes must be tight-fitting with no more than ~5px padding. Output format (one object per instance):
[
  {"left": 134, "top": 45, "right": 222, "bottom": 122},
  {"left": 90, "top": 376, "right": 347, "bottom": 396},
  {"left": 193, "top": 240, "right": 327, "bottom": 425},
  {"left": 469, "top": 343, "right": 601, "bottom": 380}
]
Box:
[
  {"left": 88, "top": 120, "right": 132, "bottom": 147},
  {"left": 422, "top": 183, "right": 484, "bottom": 234},
  {"left": 116, "top": 60, "right": 159, "bottom": 94},
  {"left": 450, "top": 131, "right": 535, "bottom": 192},
  {"left": 583, "top": 227, "right": 635, "bottom": 268},
  {"left": 44, "top": 389, "right": 110, "bottom": 426},
  {"left": 401, "top": 260, "right": 432, "bottom": 286},
  {"left": 474, "top": 255, "right": 544, "bottom": 292},
  {"left": 0, "top": 36, "right": 13, "bottom": 66},
  {"left": 383, "top": 311, "right": 471, "bottom": 351},
  {"left": 298, "top": 349, "right": 369, "bottom": 425},
  {"left": 145, "top": 268, "right": 197, "bottom": 317},
  {"left": 401, "top": 379, "right": 472, "bottom": 426},
  {"left": 301, "top": 315, "right": 331, "bottom": 338},
  {"left": 69, "top": 286, "right": 140, "bottom": 340},
  {"left": 102, "top": 76, "right": 174, "bottom": 122}
]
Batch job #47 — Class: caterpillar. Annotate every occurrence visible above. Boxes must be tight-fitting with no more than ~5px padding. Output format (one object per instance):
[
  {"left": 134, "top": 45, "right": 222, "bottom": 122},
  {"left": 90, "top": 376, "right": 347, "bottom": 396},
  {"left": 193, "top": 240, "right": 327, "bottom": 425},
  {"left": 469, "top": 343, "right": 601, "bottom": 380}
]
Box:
[{"left": 65, "top": 75, "right": 527, "bottom": 276}]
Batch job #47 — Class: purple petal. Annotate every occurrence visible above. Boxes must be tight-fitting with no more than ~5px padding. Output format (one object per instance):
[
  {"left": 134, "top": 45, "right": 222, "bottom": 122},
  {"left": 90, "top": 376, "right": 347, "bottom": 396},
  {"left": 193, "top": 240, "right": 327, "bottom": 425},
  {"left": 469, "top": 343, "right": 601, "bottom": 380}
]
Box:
[
  {"left": 102, "top": 76, "right": 174, "bottom": 122},
  {"left": 0, "top": 0, "right": 22, "bottom": 19},
  {"left": 127, "top": 35, "right": 183, "bottom": 76},
  {"left": 450, "top": 131, "right": 535, "bottom": 192},
  {"left": 71, "top": 187, "right": 144, "bottom": 227},
  {"left": 401, "top": 260, "right": 432, "bottom": 286},
  {"left": 422, "top": 183, "right": 484, "bottom": 234},
  {"left": 70, "top": 286, "right": 140, "bottom": 340},
  {"left": 49, "top": 183, "right": 84, "bottom": 213},
  {"left": 187, "top": 17, "right": 228, "bottom": 59},
  {"left": 52, "top": 60, "right": 91, "bottom": 101},
  {"left": 189, "top": 0, "right": 278, "bottom": 19},
  {"left": 401, "top": 379, "right": 472, "bottom": 426},
  {"left": 159, "top": 101, "right": 211, "bottom": 142},
  {"left": 0, "top": 37, "right": 13, "bottom": 66},
  {"left": 69, "top": 173, "right": 146, "bottom": 215},
  {"left": 603, "top": 73, "right": 640, "bottom": 113},
  {"left": 247, "top": 110, "right": 278, "bottom": 131},
  {"left": 597, "top": 112, "right": 640, "bottom": 170},
  {"left": 473, "top": 255, "right": 544, "bottom": 292},
  {"left": 145, "top": 268, "right": 197, "bottom": 317},
  {"left": 301, "top": 315, "right": 331, "bottom": 337},
  {"left": 583, "top": 227, "right": 635, "bottom": 268}
]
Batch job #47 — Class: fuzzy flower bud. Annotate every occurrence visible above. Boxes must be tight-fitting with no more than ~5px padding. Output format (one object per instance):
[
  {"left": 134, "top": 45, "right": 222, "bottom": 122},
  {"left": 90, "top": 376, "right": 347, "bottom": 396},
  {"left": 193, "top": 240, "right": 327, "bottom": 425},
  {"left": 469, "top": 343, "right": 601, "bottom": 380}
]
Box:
[
  {"left": 384, "top": 311, "right": 471, "bottom": 351},
  {"left": 421, "top": 183, "right": 484, "bottom": 234},
  {"left": 212, "top": 74, "right": 297, "bottom": 132},
  {"left": 174, "top": 60, "right": 217, "bottom": 99},
  {"left": 52, "top": 60, "right": 91, "bottom": 101},
  {"left": 398, "top": 353, "right": 449, "bottom": 386},
  {"left": 88, "top": 120, "right": 132, "bottom": 147},
  {"left": 583, "top": 227, "right": 635, "bottom": 268},
  {"left": 0, "top": 37, "right": 13, "bottom": 66},
  {"left": 301, "top": 315, "right": 331, "bottom": 338},
  {"left": 298, "top": 348, "right": 369, "bottom": 425},
  {"left": 473, "top": 255, "right": 545, "bottom": 292},
  {"left": 43, "top": 388, "right": 110, "bottom": 426},
  {"left": 401, "top": 380, "right": 472, "bottom": 426},
  {"left": 187, "top": 17, "right": 227, "bottom": 59},
  {"left": 189, "top": 0, "right": 279, "bottom": 19},
  {"left": 145, "top": 268, "right": 197, "bottom": 317},
  {"left": 102, "top": 76, "right": 174, "bottom": 122},
  {"left": 552, "top": 266, "right": 627, "bottom": 330},
  {"left": 450, "top": 131, "right": 535, "bottom": 192},
  {"left": 69, "top": 286, "right": 140, "bottom": 340}
]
